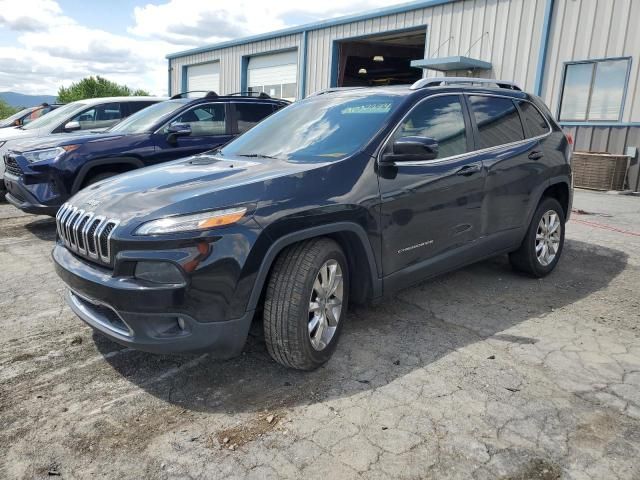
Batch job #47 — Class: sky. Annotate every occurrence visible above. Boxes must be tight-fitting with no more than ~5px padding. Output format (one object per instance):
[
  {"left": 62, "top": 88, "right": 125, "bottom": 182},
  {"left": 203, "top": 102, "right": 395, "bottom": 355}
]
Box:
[{"left": 0, "top": 0, "right": 410, "bottom": 97}]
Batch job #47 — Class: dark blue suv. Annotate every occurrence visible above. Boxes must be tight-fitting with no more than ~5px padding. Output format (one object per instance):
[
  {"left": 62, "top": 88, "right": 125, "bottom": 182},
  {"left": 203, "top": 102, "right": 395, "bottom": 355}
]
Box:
[{"left": 3, "top": 92, "right": 288, "bottom": 215}]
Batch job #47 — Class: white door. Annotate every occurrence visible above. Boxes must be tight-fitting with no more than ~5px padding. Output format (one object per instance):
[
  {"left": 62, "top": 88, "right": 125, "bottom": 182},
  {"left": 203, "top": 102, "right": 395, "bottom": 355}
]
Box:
[
  {"left": 186, "top": 62, "right": 220, "bottom": 96},
  {"left": 248, "top": 50, "right": 297, "bottom": 101}
]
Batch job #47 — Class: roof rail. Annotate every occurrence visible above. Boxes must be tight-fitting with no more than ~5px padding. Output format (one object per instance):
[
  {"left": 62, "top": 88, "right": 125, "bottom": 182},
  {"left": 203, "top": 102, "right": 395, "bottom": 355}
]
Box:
[
  {"left": 170, "top": 91, "right": 218, "bottom": 100},
  {"left": 410, "top": 77, "right": 522, "bottom": 91},
  {"left": 227, "top": 91, "right": 272, "bottom": 99},
  {"left": 309, "top": 86, "right": 367, "bottom": 97}
]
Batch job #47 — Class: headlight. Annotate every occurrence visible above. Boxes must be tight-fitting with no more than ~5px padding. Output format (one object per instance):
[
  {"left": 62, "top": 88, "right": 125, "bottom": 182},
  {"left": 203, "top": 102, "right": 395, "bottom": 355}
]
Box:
[
  {"left": 22, "top": 145, "right": 79, "bottom": 163},
  {"left": 135, "top": 207, "right": 247, "bottom": 235}
]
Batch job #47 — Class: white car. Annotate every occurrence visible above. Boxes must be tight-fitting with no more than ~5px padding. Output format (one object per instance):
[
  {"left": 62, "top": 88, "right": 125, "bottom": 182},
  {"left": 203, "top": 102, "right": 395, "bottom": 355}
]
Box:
[{"left": 0, "top": 96, "right": 166, "bottom": 190}]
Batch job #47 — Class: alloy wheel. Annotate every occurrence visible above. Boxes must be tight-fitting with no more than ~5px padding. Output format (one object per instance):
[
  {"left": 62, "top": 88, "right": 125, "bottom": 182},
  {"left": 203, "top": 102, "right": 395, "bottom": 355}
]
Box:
[
  {"left": 308, "top": 259, "right": 344, "bottom": 351},
  {"left": 536, "top": 210, "right": 561, "bottom": 267}
]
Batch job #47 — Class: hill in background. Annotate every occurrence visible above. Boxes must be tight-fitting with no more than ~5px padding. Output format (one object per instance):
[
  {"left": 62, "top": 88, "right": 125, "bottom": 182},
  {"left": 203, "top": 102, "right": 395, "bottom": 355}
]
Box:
[{"left": 0, "top": 92, "right": 58, "bottom": 108}]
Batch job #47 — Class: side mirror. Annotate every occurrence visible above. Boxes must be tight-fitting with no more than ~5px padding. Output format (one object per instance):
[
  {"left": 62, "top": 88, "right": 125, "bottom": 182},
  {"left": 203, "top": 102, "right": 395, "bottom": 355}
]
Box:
[
  {"left": 167, "top": 123, "right": 192, "bottom": 145},
  {"left": 381, "top": 136, "right": 439, "bottom": 164},
  {"left": 64, "top": 121, "right": 81, "bottom": 132}
]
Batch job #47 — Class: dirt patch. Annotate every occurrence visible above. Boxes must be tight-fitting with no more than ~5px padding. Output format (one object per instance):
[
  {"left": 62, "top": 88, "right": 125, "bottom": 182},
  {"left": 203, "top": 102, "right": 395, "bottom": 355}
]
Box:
[
  {"left": 501, "top": 458, "right": 562, "bottom": 480},
  {"left": 212, "top": 411, "right": 284, "bottom": 449}
]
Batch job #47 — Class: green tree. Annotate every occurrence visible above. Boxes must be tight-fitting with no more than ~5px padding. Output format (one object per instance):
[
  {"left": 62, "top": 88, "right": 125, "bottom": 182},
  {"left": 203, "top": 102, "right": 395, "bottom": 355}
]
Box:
[
  {"left": 0, "top": 99, "right": 20, "bottom": 120},
  {"left": 57, "top": 76, "right": 150, "bottom": 103}
]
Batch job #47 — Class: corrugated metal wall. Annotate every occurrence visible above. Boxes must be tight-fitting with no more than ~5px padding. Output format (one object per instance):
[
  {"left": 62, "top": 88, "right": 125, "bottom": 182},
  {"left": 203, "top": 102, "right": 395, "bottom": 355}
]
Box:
[
  {"left": 169, "top": 34, "right": 302, "bottom": 96},
  {"left": 169, "top": 0, "right": 547, "bottom": 97},
  {"left": 541, "top": 0, "right": 640, "bottom": 124}
]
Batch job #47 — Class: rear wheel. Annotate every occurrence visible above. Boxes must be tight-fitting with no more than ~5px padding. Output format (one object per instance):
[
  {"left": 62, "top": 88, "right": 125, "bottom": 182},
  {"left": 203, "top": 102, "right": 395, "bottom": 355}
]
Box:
[
  {"left": 509, "top": 197, "right": 565, "bottom": 277},
  {"left": 263, "top": 238, "right": 349, "bottom": 370}
]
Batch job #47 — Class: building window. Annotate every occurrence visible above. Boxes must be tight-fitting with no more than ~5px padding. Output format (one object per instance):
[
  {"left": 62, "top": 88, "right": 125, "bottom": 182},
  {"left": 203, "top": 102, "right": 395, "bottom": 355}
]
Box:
[{"left": 559, "top": 58, "right": 630, "bottom": 122}]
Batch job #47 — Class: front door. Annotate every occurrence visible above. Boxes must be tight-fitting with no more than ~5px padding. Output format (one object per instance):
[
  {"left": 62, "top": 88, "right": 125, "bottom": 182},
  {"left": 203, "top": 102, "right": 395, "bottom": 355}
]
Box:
[
  {"left": 151, "top": 103, "right": 234, "bottom": 165},
  {"left": 378, "top": 94, "right": 486, "bottom": 277}
]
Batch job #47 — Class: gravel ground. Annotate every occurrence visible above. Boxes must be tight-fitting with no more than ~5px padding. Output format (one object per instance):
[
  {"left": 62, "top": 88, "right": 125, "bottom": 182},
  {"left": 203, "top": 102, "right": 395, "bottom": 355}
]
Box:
[{"left": 0, "top": 189, "right": 639, "bottom": 480}]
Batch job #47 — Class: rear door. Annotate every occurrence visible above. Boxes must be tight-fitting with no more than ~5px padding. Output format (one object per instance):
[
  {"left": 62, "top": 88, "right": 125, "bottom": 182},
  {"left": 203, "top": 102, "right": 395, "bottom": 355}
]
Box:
[
  {"left": 151, "top": 102, "right": 234, "bottom": 164},
  {"left": 378, "top": 94, "right": 485, "bottom": 277},
  {"left": 465, "top": 95, "right": 543, "bottom": 235}
]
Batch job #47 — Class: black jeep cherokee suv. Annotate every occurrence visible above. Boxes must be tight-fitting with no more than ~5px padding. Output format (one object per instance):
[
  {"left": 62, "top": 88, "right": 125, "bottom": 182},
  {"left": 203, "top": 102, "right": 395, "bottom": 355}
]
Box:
[{"left": 53, "top": 78, "right": 572, "bottom": 370}]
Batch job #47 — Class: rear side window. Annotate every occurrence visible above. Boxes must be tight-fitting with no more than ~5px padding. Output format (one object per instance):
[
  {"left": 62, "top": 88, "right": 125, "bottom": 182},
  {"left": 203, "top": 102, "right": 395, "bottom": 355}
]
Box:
[
  {"left": 128, "top": 101, "right": 156, "bottom": 115},
  {"left": 468, "top": 96, "right": 524, "bottom": 149},
  {"left": 517, "top": 101, "right": 550, "bottom": 138},
  {"left": 389, "top": 95, "right": 468, "bottom": 159},
  {"left": 234, "top": 103, "right": 275, "bottom": 133}
]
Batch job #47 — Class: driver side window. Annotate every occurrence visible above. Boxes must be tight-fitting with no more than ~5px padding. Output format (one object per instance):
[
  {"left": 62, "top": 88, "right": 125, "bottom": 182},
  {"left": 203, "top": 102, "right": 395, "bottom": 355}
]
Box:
[
  {"left": 166, "top": 104, "right": 226, "bottom": 136},
  {"left": 389, "top": 95, "right": 468, "bottom": 160}
]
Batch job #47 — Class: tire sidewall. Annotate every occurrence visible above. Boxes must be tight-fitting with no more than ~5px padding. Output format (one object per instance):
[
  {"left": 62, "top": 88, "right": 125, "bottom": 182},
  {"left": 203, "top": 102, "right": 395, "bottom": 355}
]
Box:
[
  {"left": 529, "top": 198, "right": 565, "bottom": 276},
  {"left": 297, "top": 244, "right": 349, "bottom": 366}
]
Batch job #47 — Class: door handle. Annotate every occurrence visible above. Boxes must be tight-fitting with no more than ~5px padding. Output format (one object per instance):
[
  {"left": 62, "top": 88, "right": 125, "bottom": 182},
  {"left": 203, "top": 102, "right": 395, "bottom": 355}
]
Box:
[
  {"left": 456, "top": 164, "right": 481, "bottom": 176},
  {"left": 529, "top": 150, "right": 544, "bottom": 160}
]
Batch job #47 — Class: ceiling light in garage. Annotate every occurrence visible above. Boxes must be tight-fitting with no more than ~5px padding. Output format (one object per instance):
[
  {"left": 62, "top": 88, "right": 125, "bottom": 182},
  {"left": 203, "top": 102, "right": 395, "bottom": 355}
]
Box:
[
  {"left": 358, "top": 68, "right": 368, "bottom": 75},
  {"left": 373, "top": 55, "right": 384, "bottom": 62}
]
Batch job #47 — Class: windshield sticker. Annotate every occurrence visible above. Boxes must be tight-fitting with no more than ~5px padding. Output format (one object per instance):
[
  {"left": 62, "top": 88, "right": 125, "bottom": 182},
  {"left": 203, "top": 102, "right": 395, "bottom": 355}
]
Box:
[{"left": 341, "top": 103, "right": 392, "bottom": 114}]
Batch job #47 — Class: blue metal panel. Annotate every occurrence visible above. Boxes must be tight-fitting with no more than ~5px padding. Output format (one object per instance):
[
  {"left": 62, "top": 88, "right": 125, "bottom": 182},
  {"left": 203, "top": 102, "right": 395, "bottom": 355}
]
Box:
[
  {"left": 330, "top": 40, "right": 339, "bottom": 88},
  {"left": 299, "top": 30, "right": 308, "bottom": 99},
  {"left": 166, "top": 0, "right": 455, "bottom": 59},
  {"left": 180, "top": 65, "right": 188, "bottom": 94},
  {"left": 534, "top": 0, "right": 554, "bottom": 96},
  {"left": 240, "top": 56, "right": 249, "bottom": 93},
  {"left": 410, "top": 56, "right": 492, "bottom": 71},
  {"left": 167, "top": 59, "right": 172, "bottom": 96}
]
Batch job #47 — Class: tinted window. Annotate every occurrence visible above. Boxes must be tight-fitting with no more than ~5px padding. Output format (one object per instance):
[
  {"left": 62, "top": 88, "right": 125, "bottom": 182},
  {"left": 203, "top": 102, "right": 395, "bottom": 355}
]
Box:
[
  {"left": 128, "top": 101, "right": 156, "bottom": 115},
  {"left": 234, "top": 103, "right": 276, "bottom": 133},
  {"left": 389, "top": 95, "right": 468, "bottom": 159},
  {"left": 167, "top": 103, "right": 226, "bottom": 136},
  {"left": 221, "top": 93, "right": 403, "bottom": 162},
  {"left": 469, "top": 96, "right": 524, "bottom": 149},
  {"left": 517, "top": 101, "right": 550, "bottom": 138},
  {"left": 70, "top": 103, "right": 123, "bottom": 130}
]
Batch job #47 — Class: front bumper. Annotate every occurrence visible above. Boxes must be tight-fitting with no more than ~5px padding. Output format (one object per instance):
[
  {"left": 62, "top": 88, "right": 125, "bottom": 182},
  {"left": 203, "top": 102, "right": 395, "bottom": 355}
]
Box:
[
  {"left": 4, "top": 172, "right": 59, "bottom": 215},
  {"left": 53, "top": 244, "right": 254, "bottom": 356}
]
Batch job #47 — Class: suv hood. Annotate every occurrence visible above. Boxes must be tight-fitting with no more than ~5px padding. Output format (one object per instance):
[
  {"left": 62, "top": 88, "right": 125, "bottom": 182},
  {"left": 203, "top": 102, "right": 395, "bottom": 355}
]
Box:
[
  {"left": 67, "top": 152, "right": 325, "bottom": 231},
  {"left": 9, "top": 131, "right": 124, "bottom": 152}
]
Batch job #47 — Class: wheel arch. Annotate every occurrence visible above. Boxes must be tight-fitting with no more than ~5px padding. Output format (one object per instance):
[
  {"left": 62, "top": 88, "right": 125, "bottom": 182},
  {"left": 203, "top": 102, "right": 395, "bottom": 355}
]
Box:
[
  {"left": 247, "top": 222, "right": 381, "bottom": 312},
  {"left": 72, "top": 157, "right": 145, "bottom": 193}
]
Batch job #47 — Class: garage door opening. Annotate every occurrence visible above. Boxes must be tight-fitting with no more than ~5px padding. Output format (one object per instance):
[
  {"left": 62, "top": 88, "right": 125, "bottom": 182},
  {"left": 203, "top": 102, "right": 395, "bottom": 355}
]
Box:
[
  {"left": 186, "top": 62, "right": 220, "bottom": 97},
  {"left": 335, "top": 29, "right": 426, "bottom": 87}
]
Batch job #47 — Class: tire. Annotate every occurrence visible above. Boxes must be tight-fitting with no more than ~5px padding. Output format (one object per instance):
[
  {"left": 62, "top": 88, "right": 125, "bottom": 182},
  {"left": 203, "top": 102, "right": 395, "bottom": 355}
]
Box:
[
  {"left": 82, "top": 171, "right": 119, "bottom": 189},
  {"left": 509, "top": 197, "right": 565, "bottom": 278},
  {"left": 263, "top": 238, "right": 349, "bottom": 370}
]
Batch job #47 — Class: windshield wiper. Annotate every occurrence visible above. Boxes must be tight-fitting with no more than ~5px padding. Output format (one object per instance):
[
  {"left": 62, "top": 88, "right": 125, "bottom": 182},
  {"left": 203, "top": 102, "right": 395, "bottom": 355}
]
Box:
[{"left": 236, "top": 153, "right": 277, "bottom": 159}]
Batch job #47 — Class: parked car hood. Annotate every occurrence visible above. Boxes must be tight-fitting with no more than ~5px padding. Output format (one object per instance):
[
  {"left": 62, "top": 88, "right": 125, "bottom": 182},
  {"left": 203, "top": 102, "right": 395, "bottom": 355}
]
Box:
[
  {"left": 67, "top": 152, "right": 326, "bottom": 231},
  {"left": 0, "top": 126, "right": 42, "bottom": 142},
  {"left": 8, "top": 131, "right": 127, "bottom": 152}
]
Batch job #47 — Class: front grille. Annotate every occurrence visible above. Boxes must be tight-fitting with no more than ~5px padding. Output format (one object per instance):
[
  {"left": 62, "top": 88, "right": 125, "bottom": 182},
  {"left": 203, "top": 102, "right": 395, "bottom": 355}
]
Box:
[
  {"left": 56, "top": 203, "right": 119, "bottom": 265},
  {"left": 4, "top": 155, "right": 22, "bottom": 176}
]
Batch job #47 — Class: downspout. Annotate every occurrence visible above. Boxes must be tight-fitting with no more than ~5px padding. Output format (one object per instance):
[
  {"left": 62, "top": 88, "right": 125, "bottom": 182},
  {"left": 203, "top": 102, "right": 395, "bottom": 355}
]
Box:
[
  {"left": 299, "top": 30, "right": 308, "bottom": 100},
  {"left": 534, "top": 0, "right": 554, "bottom": 96}
]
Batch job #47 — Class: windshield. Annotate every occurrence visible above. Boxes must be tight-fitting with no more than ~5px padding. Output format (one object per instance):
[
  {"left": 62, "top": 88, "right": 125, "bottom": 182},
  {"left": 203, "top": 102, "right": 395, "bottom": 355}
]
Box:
[
  {"left": 220, "top": 92, "right": 404, "bottom": 162},
  {"left": 109, "top": 100, "right": 186, "bottom": 134},
  {"left": 22, "top": 102, "right": 86, "bottom": 131},
  {"left": 0, "top": 107, "right": 32, "bottom": 127}
]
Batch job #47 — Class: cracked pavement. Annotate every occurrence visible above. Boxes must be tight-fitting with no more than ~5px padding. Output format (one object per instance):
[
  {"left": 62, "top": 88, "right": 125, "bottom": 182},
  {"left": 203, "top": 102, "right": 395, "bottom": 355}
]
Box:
[{"left": 0, "top": 189, "right": 639, "bottom": 479}]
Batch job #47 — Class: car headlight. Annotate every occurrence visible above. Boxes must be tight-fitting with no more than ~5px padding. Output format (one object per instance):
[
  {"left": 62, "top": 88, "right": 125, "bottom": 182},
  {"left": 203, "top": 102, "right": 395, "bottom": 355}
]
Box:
[
  {"left": 22, "top": 145, "right": 79, "bottom": 163},
  {"left": 135, "top": 207, "right": 247, "bottom": 235}
]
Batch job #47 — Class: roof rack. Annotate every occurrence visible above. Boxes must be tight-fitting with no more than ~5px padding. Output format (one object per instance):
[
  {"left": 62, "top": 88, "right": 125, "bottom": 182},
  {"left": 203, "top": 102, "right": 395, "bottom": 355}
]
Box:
[
  {"left": 227, "top": 91, "right": 272, "bottom": 99},
  {"left": 410, "top": 77, "right": 522, "bottom": 91},
  {"left": 309, "top": 87, "right": 367, "bottom": 97},
  {"left": 170, "top": 91, "right": 218, "bottom": 100}
]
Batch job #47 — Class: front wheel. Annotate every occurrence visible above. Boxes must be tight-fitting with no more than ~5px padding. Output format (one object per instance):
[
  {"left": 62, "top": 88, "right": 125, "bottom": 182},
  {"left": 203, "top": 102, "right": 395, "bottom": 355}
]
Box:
[
  {"left": 509, "top": 197, "right": 565, "bottom": 277},
  {"left": 263, "top": 238, "right": 349, "bottom": 370}
]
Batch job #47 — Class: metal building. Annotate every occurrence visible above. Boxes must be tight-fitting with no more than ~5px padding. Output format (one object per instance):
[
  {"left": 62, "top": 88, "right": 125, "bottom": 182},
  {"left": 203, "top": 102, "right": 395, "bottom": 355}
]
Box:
[{"left": 166, "top": 0, "right": 640, "bottom": 185}]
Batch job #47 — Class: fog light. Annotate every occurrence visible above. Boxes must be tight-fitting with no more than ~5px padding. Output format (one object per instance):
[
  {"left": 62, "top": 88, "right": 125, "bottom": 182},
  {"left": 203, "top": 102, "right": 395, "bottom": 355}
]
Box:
[
  {"left": 134, "top": 261, "right": 184, "bottom": 284},
  {"left": 177, "top": 317, "right": 186, "bottom": 330}
]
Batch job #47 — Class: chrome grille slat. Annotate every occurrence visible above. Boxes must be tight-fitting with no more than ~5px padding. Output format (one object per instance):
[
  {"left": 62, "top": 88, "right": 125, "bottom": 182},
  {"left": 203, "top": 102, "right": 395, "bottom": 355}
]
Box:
[{"left": 56, "top": 203, "right": 118, "bottom": 266}]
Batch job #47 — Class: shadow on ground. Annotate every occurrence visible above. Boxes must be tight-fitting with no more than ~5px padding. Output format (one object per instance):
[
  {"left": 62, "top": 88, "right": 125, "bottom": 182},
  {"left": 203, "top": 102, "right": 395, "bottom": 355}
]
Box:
[{"left": 96, "top": 238, "right": 627, "bottom": 414}]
